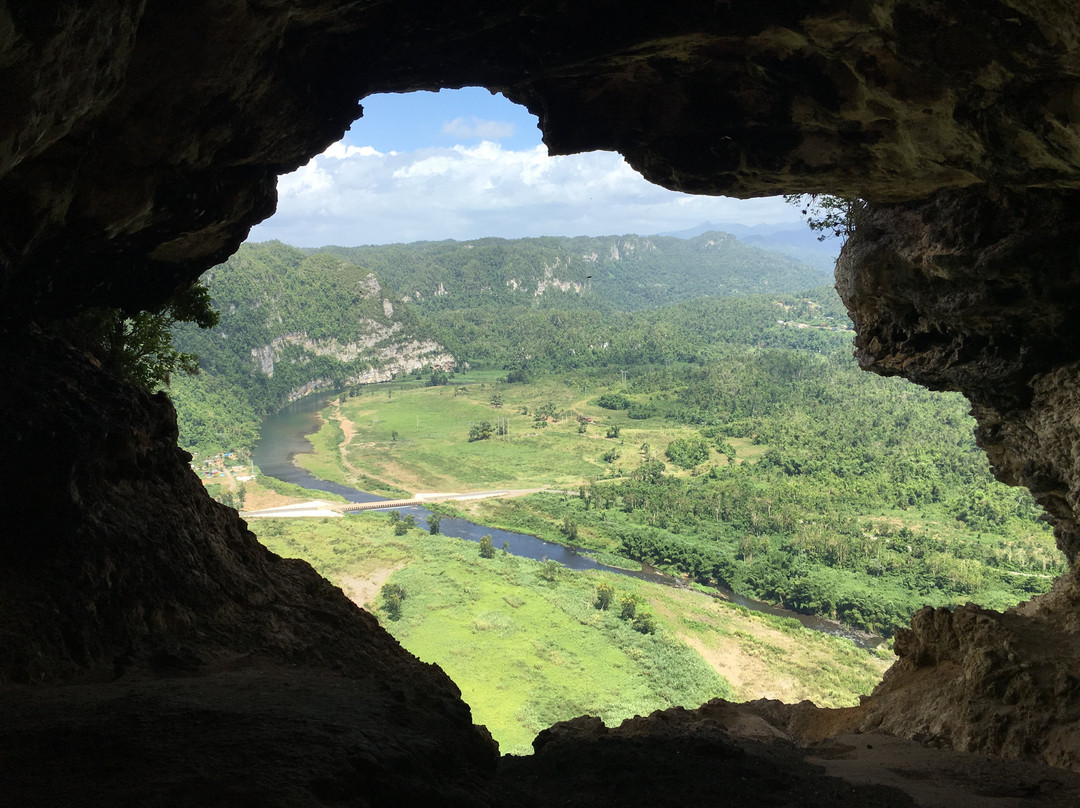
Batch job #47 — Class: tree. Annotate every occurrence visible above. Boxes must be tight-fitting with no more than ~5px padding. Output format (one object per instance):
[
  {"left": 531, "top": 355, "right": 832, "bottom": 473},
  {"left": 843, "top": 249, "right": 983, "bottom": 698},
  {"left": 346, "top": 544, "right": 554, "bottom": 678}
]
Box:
[
  {"left": 469, "top": 421, "right": 495, "bottom": 441},
  {"left": 540, "top": 559, "right": 560, "bottom": 581},
  {"left": 77, "top": 282, "right": 219, "bottom": 392},
  {"left": 597, "top": 393, "right": 631, "bottom": 410},
  {"left": 479, "top": 534, "right": 496, "bottom": 558},
  {"left": 595, "top": 582, "right": 614, "bottom": 610},
  {"left": 428, "top": 514, "right": 441, "bottom": 535},
  {"left": 381, "top": 582, "right": 406, "bottom": 620},
  {"left": 561, "top": 517, "right": 579, "bottom": 542},
  {"left": 631, "top": 611, "right": 656, "bottom": 634}
]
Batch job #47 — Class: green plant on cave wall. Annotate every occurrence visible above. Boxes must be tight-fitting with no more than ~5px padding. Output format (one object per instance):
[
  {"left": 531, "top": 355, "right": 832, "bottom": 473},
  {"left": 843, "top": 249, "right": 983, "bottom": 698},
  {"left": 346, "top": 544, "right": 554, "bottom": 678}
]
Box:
[
  {"left": 784, "top": 194, "right": 865, "bottom": 241},
  {"left": 75, "top": 282, "right": 220, "bottom": 392}
]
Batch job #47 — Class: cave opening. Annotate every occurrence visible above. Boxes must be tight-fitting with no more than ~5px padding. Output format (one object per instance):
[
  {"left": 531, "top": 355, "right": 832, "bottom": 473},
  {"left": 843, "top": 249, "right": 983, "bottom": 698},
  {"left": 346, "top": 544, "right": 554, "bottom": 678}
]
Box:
[{"left": 198, "top": 89, "right": 1063, "bottom": 757}]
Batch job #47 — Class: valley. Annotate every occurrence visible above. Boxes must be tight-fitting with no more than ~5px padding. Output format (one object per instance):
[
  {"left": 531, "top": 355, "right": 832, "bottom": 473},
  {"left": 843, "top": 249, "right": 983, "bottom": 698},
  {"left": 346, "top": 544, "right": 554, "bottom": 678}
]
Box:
[{"left": 166, "top": 232, "right": 1061, "bottom": 755}]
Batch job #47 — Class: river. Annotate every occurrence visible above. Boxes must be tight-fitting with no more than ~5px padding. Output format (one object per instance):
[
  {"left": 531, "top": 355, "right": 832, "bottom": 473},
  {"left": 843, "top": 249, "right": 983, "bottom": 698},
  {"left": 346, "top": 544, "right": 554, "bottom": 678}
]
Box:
[{"left": 253, "top": 391, "right": 880, "bottom": 648}]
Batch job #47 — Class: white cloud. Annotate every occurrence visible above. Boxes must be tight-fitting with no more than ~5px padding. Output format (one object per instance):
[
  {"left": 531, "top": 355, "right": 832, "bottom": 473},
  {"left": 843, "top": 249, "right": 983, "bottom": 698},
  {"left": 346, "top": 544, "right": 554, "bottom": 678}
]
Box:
[
  {"left": 249, "top": 140, "right": 802, "bottom": 247},
  {"left": 441, "top": 116, "right": 516, "bottom": 140}
]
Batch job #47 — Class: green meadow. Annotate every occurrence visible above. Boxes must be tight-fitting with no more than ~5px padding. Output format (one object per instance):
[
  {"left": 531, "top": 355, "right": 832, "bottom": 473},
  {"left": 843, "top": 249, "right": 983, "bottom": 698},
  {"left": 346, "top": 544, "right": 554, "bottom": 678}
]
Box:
[
  {"left": 294, "top": 373, "right": 737, "bottom": 496},
  {"left": 252, "top": 508, "right": 891, "bottom": 756}
]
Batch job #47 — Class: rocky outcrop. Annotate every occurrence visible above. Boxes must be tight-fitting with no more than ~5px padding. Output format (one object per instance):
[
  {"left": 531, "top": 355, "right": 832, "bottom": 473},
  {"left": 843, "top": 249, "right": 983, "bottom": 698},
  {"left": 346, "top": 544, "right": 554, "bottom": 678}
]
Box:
[
  {"left": 837, "top": 187, "right": 1080, "bottom": 562},
  {"left": 5, "top": 0, "right": 1080, "bottom": 803},
  {"left": 250, "top": 327, "right": 453, "bottom": 385},
  {"left": 0, "top": 327, "right": 496, "bottom": 801}
]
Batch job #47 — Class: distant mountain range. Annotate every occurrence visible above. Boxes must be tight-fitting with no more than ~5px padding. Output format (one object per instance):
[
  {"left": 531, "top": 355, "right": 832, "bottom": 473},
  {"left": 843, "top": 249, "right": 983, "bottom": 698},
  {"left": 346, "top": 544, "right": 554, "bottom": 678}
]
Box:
[
  {"left": 659, "top": 221, "right": 841, "bottom": 274},
  {"left": 312, "top": 230, "right": 832, "bottom": 313}
]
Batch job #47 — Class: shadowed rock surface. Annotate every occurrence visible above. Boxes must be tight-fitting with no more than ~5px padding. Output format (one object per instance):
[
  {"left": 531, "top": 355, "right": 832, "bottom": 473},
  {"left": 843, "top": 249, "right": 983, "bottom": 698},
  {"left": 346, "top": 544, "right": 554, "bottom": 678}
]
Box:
[{"left": 4, "top": 1, "right": 1080, "bottom": 804}]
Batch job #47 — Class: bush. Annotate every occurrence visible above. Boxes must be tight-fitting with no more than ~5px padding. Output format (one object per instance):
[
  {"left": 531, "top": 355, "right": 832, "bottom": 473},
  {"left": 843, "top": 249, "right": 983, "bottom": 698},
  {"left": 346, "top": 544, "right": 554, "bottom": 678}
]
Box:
[
  {"left": 479, "top": 534, "right": 496, "bottom": 558},
  {"left": 540, "top": 559, "right": 560, "bottom": 582},
  {"left": 597, "top": 393, "right": 631, "bottom": 410},
  {"left": 381, "top": 582, "right": 406, "bottom": 620},
  {"left": 469, "top": 421, "right": 494, "bottom": 441},
  {"left": 631, "top": 612, "right": 655, "bottom": 634},
  {"left": 595, "top": 582, "right": 614, "bottom": 610}
]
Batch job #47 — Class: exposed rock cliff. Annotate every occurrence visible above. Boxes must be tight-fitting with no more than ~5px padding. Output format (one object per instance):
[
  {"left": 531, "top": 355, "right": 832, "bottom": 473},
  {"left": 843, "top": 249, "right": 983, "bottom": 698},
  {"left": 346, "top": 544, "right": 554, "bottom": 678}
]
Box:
[{"left": 4, "top": 0, "right": 1080, "bottom": 804}]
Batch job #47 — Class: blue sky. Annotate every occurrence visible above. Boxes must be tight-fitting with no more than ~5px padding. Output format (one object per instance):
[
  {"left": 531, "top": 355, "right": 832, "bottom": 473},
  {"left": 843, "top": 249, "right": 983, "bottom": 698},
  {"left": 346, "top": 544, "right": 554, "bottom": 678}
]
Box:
[{"left": 247, "top": 88, "right": 803, "bottom": 247}]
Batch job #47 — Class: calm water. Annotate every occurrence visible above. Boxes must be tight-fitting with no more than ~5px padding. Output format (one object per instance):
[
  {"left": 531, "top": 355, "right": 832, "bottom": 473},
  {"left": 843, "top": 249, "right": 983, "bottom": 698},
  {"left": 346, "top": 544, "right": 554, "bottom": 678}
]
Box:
[{"left": 253, "top": 391, "right": 880, "bottom": 648}]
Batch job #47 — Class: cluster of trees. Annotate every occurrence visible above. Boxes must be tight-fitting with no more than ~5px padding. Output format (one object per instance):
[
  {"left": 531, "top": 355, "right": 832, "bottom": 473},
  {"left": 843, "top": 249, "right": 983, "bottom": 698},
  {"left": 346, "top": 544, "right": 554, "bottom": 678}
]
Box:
[{"left": 594, "top": 583, "right": 655, "bottom": 633}]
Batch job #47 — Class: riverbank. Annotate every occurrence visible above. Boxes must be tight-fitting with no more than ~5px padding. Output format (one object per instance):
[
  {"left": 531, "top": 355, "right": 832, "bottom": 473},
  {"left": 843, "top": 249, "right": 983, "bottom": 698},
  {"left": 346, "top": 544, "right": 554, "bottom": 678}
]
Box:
[
  {"left": 254, "top": 390, "right": 888, "bottom": 647},
  {"left": 254, "top": 514, "right": 892, "bottom": 755}
]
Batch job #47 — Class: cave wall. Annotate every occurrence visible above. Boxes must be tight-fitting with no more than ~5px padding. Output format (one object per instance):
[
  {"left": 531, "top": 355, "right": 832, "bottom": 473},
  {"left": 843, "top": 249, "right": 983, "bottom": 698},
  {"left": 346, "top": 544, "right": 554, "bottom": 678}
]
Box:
[{"left": 4, "top": 0, "right": 1080, "bottom": 794}]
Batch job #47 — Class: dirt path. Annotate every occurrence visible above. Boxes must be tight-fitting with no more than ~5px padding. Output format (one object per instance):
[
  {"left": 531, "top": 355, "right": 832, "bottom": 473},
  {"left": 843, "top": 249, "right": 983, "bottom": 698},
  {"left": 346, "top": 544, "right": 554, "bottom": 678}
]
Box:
[
  {"left": 329, "top": 402, "right": 363, "bottom": 477},
  {"left": 339, "top": 565, "right": 405, "bottom": 611}
]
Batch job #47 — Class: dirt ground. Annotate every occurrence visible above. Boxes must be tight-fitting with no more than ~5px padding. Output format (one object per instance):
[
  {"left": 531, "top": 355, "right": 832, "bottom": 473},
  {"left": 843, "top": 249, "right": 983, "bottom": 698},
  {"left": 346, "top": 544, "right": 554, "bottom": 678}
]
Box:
[
  {"left": 241, "top": 485, "right": 307, "bottom": 512},
  {"left": 340, "top": 566, "right": 405, "bottom": 610}
]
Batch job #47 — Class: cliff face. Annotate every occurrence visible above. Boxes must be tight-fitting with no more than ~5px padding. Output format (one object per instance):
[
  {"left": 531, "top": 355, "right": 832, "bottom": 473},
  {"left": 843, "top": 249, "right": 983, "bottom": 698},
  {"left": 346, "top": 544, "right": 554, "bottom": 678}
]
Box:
[{"left": 4, "top": 0, "right": 1080, "bottom": 804}]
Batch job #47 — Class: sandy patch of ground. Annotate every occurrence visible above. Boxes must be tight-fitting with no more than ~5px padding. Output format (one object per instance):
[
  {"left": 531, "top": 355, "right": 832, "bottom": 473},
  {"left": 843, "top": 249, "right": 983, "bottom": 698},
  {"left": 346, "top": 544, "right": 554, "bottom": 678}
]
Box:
[
  {"left": 647, "top": 596, "right": 797, "bottom": 702},
  {"left": 241, "top": 486, "right": 307, "bottom": 511},
  {"left": 647, "top": 589, "right": 891, "bottom": 706},
  {"left": 339, "top": 565, "right": 405, "bottom": 610},
  {"left": 680, "top": 632, "right": 799, "bottom": 702}
]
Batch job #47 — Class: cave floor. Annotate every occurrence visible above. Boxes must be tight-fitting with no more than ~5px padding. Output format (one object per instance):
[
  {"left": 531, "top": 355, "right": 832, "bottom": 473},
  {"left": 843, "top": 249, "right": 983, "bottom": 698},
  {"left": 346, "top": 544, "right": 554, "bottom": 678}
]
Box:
[{"left": 3, "top": 668, "right": 1079, "bottom": 807}]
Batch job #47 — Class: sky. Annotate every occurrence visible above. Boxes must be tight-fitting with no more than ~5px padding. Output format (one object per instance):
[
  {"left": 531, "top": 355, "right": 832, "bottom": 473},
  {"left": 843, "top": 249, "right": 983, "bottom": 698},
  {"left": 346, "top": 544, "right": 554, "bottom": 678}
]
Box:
[{"left": 246, "top": 88, "right": 804, "bottom": 248}]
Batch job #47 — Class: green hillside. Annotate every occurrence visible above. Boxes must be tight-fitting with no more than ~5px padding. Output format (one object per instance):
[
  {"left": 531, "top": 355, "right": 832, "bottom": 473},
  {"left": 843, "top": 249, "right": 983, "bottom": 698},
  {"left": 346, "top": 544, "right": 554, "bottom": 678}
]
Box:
[
  {"left": 170, "top": 235, "right": 833, "bottom": 455},
  {"left": 315, "top": 231, "right": 831, "bottom": 312}
]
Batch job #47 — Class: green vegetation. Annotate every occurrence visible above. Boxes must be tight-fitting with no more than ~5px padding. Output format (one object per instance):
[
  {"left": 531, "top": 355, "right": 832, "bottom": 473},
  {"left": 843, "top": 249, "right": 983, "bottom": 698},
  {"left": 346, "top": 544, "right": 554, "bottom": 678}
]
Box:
[
  {"left": 297, "top": 360, "right": 1059, "bottom": 637},
  {"left": 253, "top": 514, "right": 889, "bottom": 755},
  {"left": 68, "top": 282, "right": 219, "bottom": 392},
  {"left": 317, "top": 231, "right": 829, "bottom": 314},
  {"left": 170, "top": 233, "right": 1061, "bottom": 646}
]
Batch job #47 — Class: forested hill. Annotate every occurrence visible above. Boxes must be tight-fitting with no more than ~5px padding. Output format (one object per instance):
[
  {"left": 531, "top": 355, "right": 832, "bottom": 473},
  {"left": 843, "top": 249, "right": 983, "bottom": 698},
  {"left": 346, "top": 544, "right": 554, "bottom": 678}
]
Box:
[
  {"left": 169, "top": 241, "right": 454, "bottom": 452},
  {"left": 168, "top": 235, "right": 834, "bottom": 455},
  {"left": 312, "top": 231, "right": 830, "bottom": 312}
]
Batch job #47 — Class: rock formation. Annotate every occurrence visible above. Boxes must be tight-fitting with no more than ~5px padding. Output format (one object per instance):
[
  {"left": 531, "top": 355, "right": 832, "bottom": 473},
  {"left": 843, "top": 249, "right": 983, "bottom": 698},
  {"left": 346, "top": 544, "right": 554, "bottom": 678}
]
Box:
[{"left": 4, "top": 0, "right": 1080, "bottom": 804}]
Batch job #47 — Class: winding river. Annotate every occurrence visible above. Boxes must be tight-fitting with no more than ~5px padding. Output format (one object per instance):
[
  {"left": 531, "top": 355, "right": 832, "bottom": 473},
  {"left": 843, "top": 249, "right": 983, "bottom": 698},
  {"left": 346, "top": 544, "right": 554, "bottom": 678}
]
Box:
[{"left": 253, "top": 391, "right": 880, "bottom": 648}]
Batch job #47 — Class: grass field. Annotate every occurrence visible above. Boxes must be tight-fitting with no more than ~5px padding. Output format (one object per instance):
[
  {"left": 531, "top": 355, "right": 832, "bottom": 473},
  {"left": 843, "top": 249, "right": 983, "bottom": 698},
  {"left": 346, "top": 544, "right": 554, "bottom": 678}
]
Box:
[
  {"left": 294, "top": 375, "right": 752, "bottom": 496},
  {"left": 250, "top": 505, "right": 892, "bottom": 755}
]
